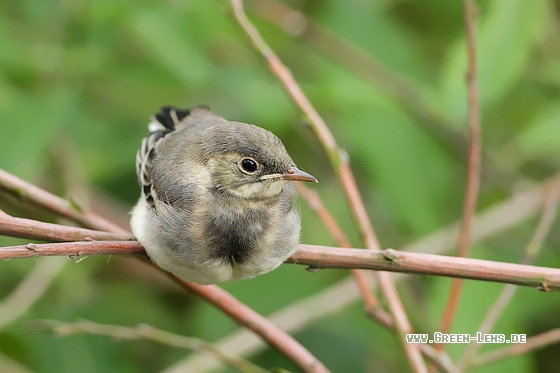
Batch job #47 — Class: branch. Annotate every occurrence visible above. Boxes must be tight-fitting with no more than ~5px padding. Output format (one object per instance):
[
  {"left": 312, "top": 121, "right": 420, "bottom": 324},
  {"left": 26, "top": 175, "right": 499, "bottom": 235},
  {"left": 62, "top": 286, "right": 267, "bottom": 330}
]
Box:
[
  {"left": 419, "top": 345, "right": 460, "bottom": 373},
  {"left": 296, "top": 185, "right": 457, "bottom": 372},
  {"left": 2, "top": 250, "right": 327, "bottom": 372},
  {"left": 0, "top": 241, "right": 144, "bottom": 259},
  {"left": 228, "top": 1, "right": 424, "bottom": 371},
  {"left": 290, "top": 245, "right": 560, "bottom": 291},
  {"left": 294, "top": 184, "right": 382, "bottom": 316},
  {"left": 228, "top": 0, "right": 373, "bottom": 246},
  {"left": 28, "top": 319, "right": 267, "bottom": 373},
  {"left": 438, "top": 0, "right": 482, "bottom": 346},
  {"left": 176, "top": 280, "right": 327, "bottom": 373},
  {"left": 248, "top": 0, "right": 469, "bottom": 157},
  {"left": 0, "top": 169, "right": 329, "bottom": 373},
  {"left": 0, "top": 209, "right": 134, "bottom": 242},
  {"left": 0, "top": 168, "right": 129, "bottom": 234},
  {"left": 4, "top": 239, "right": 559, "bottom": 291},
  {"left": 0, "top": 258, "right": 66, "bottom": 329},
  {"left": 457, "top": 189, "right": 560, "bottom": 369},
  {"left": 473, "top": 328, "right": 560, "bottom": 367}
]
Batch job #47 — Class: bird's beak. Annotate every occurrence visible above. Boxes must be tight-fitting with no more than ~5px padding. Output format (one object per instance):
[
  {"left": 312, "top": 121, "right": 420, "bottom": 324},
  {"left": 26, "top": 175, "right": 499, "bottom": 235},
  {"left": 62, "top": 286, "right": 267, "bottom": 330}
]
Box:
[{"left": 280, "top": 167, "right": 318, "bottom": 183}]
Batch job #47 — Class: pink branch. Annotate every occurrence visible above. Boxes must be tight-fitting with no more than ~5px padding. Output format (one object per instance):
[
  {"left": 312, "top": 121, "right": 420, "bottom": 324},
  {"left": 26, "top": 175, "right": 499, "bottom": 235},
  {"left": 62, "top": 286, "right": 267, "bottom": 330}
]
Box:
[
  {"left": 4, "top": 240, "right": 559, "bottom": 291},
  {"left": 294, "top": 184, "right": 381, "bottom": 313},
  {"left": 181, "top": 281, "right": 329, "bottom": 373},
  {"left": 0, "top": 241, "right": 144, "bottom": 259},
  {"left": 0, "top": 210, "right": 134, "bottom": 242},
  {"left": 291, "top": 245, "right": 560, "bottom": 291},
  {"left": 474, "top": 328, "right": 560, "bottom": 367},
  {"left": 0, "top": 169, "right": 129, "bottom": 234},
  {"left": 437, "top": 0, "right": 482, "bottom": 352}
]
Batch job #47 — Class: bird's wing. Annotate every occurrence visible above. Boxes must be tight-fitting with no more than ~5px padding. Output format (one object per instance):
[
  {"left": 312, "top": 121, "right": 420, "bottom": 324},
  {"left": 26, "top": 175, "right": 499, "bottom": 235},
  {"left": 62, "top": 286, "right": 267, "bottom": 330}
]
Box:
[{"left": 136, "top": 106, "right": 194, "bottom": 209}]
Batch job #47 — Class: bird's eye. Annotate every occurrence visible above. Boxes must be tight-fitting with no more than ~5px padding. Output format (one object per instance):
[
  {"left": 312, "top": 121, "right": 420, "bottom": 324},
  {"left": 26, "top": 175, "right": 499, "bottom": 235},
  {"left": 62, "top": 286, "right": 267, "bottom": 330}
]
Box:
[{"left": 239, "top": 158, "right": 258, "bottom": 174}]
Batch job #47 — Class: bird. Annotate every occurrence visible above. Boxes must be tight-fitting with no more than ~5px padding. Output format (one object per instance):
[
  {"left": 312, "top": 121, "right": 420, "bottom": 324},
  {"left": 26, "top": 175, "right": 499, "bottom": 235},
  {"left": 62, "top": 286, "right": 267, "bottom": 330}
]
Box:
[{"left": 130, "top": 105, "right": 317, "bottom": 284}]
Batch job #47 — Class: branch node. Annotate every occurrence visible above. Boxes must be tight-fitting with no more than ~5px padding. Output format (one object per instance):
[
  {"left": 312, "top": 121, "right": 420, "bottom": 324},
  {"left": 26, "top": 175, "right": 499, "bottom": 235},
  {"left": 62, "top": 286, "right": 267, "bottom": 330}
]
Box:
[
  {"left": 538, "top": 282, "right": 552, "bottom": 292},
  {"left": 26, "top": 243, "right": 38, "bottom": 251},
  {"left": 338, "top": 148, "right": 350, "bottom": 165},
  {"left": 68, "top": 197, "right": 84, "bottom": 213},
  {"left": 382, "top": 248, "right": 399, "bottom": 262}
]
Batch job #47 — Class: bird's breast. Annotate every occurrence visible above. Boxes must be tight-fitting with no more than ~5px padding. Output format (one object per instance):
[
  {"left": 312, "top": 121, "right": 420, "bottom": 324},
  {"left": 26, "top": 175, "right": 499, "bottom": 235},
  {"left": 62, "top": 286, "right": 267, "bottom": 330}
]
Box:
[{"left": 204, "top": 205, "right": 271, "bottom": 265}]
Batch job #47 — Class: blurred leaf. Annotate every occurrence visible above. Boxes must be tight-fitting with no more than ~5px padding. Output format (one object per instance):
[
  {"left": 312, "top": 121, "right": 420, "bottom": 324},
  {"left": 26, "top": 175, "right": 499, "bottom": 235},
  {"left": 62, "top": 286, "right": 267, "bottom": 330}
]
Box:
[
  {"left": 440, "top": 0, "right": 548, "bottom": 122},
  {"left": 129, "top": 10, "right": 211, "bottom": 84},
  {"left": 0, "top": 88, "right": 77, "bottom": 178},
  {"left": 318, "top": 64, "right": 459, "bottom": 236},
  {"left": 518, "top": 104, "right": 560, "bottom": 160},
  {"left": 315, "top": 1, "right": 430, "bottom": 82}
]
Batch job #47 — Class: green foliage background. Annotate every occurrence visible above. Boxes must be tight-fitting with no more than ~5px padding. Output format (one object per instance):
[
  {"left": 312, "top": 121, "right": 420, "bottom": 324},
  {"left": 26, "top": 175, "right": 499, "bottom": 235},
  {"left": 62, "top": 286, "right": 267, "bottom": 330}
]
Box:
[{"left": 1, "top": 0, "right": 560, "bottom": 372}]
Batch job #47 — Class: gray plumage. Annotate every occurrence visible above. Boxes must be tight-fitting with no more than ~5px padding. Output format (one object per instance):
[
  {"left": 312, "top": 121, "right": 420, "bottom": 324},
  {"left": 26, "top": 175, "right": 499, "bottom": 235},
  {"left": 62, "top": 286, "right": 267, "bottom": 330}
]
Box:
[{"left": 131, "top": 106, "right": 316, "bottom": 284}]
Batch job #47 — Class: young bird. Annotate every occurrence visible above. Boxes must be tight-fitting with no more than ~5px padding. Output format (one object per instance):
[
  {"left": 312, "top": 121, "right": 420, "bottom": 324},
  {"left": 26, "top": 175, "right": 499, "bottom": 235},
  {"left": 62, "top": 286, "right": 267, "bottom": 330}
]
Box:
[{"left": 131, "top": 106, "right": 317, "bottom": 284}]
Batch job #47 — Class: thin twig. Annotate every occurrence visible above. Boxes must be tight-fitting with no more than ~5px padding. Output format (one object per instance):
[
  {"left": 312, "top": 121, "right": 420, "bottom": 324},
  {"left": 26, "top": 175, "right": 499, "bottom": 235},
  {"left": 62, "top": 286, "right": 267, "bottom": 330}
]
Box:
[
  {"left": 419, "top": 345, "right": 460, "bottom": 373},
  {"left": 0, "top": 144, "right": 98, "bottom": 332},
  {"left": 28, "top": 319, "right": 268, "bottom": 373},
  {"left": 473, "top": 328, "right": 560, "bottom": 367},
  {"left": 0, "top": 258, "right": 66, "bottom": 329},
  {"left": 437, "top": 0, "right": 482, "bottom": 351},
  {"left": 296, "top": 185, "right": 458, "bottom": 370},
  {"left": 228, "top": 0, "right": 371, "bottom": 247},
  {"left": 228, "top": 1, "right": 425, "bottom": 371},
  {"left": 294, "top": 184, "right": 380, "bottom": 313},
  {"left": 248, "top": 0, "right": 469, "bottom": 157},
  {"left": 295, "top": 184, "right": 352, "bottom": 248},
  {"left": 0, "top": 209, "right": 134, "bottom": 242},
  {"left": 164, "top": 274, "right": 372, "bottom": 373},
  {"left": 457, "top": 189, "right": 560, "bottom": 369},
  {"left": 373, "top": 271, "right": 425, "bottom": 373},
  {"left": 0, "top": 168, "right": 129, "bottom": 234},
  {"left": 177, "top": 280, "right": 329, "bottom": 373}
]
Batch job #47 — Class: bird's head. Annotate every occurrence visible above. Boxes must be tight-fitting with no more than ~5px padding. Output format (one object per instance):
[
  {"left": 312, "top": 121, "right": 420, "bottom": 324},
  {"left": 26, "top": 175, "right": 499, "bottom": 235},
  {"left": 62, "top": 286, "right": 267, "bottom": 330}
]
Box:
[{"left": 198, "top": 122, "right": 317, "bottom": 200}]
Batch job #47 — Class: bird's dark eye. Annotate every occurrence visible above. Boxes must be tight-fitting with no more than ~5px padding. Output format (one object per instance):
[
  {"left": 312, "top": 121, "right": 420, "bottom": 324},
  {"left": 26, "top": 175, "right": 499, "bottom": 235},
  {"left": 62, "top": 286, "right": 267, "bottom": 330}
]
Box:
[{"left": 240, "top": 158, "right": 258, "bottom": 173}]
